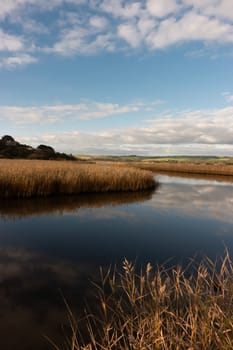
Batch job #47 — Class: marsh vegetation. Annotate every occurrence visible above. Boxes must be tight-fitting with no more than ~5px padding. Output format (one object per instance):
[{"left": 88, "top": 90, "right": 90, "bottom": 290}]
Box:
[
  {"left": 0, "top": 160, "right": 156, "bottom": 198},
  {"left": 59, "top": 253, "right": 233, "bottom": 350}
]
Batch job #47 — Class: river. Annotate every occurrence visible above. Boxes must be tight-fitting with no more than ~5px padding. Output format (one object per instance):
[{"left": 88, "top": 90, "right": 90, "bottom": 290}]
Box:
[{"left": 0, "top": 173, "right": 233, "bottom": 349}]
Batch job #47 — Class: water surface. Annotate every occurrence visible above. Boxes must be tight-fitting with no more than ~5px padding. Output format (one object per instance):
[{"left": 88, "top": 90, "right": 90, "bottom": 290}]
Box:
[{"left": 0, "top": 173, "right": 233, "bottom": 349}]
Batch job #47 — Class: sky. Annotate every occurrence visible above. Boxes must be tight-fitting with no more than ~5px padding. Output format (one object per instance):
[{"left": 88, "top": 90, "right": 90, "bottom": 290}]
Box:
[{"left": 0, "top": 0, "right": 233, "bottom": 156}]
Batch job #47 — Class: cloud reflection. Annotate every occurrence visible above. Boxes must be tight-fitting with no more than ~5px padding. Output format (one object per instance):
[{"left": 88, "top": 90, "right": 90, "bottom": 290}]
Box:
[
  {"left": 148, "top": 174, "right": 233, "bottom": 224},
  {"left": 0, "top": 246, "right": 100, "bottom": 350},
  {"left": 1, "top": 173, "right": 231, "bottom": 226}
]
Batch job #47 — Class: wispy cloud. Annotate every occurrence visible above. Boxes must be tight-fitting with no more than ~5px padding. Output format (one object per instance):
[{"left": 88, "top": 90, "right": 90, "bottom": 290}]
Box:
[
  {"left": 46, "top": 28, "right": 115, "bottom": 56},
  {"left": 0, "top": 53, "right": 37, "bottom": 69},
  {"left": 19, "top": 131, "right": 233, "bottom": 156},
  {"left": 1, "top": 0, "right": 233, "bottom": 68},
  {"left": 100, "top": 0, "right": 142, "bottom": 19},
  {"left": 0, "top": 100, "right": 162, "bottom": 124},
  {"left": 223, "top": 92, "right": 233, "bottom": 103},
  {"left": 146, "top": 12, "right": 233, "bottom": 50},
  {"left": 182, "top": 0, "right": 233, "bottom": 22},
  {"left": 0, "top": 0, "right": 85, "bottom": 21},
  {"left": 2, "top": 101, "right": 233, "bottom": 156},
  {"left": 0, "top": 29, "right": 24, "bottom": 52},
  {"left": 147, "top": 0, "right": 179, "bottom": 18}
]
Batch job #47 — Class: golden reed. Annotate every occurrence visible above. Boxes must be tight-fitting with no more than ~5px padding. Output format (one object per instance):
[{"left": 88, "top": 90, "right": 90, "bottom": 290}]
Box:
[
  {"left": 55, "top": 252, "right": 233, "bottom": 350},
  {"left": 0, "top": 159, "right": 157, "bottom": 198}
]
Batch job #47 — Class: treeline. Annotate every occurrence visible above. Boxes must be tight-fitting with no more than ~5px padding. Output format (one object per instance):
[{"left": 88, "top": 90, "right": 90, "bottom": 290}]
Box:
[{"left": 0, "top": 135, "right": 75, "bottom": 160}]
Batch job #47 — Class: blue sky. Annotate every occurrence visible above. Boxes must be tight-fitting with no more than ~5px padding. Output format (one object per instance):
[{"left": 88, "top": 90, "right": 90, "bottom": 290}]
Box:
[{"left": 0, "top": 0, "right": 233, "bottom": 156}]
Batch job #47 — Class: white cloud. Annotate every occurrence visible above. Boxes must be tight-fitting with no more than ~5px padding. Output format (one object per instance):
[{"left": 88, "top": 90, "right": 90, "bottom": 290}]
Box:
[
  {"left": 100, "top": 0, "right": 142, "bottom": 19},
  {"left": 0, "top": 0, "right": 51, "bottom": 20},
  {"left": 137, "top": 16, "right": 156, "bottom": 36},
  {"left": 117, "top": 23, "right": 142, "bottom": 47},
  {"left": 182, "top": 0, "right": 233, "bottom": 21},
  {"left": 145, "top": 106, "right": 233, "bottom": 145},
  {"left": 0, "top": 54, "right": 37, "bottom": 69},
  {"left": 147, "top": 0, "right": 179, "bottom": 18},
  {"left": 0, "top": 29, "right": 24, "bottom": 52},
  {"left": 0, "top": 0, "right": 233, "bottom": 66},
  {"left": 146, "top": 11, "right": 233, "bottom": 49},
  {"left": 0, "top": 0, "right": 85, "bottom": 20},
  {"left": 15, "top": 18, "right": 49, "bottom": 34},
  {"left": 0, "top": 101, "right": 149, "bottom": 124},
  {"left": 45, "top": 23, "right": 115, "bottom": 55},
  {"left": 20, "top": 131, "right": 233, "bottom": 156},
  {"left": 2, "top": 101, "right": 233, "bottom": 156},
  {"left": 89, "top": 16, "right": 108, "bottom": 30},
  {"left": 227, "top": 96, "right": 233, "bottom": 103},
  {"left": 48, "top": 27, "right": 88, "bottom": 55},
  {"left": 36, "top": 1, "right": 233, "bottom": 60},
  {"left": 223, "top": 92, "right": 233, "bottom": 103},
  {"left": 0, "top": 1, "right": 23, "bottom": 20}
]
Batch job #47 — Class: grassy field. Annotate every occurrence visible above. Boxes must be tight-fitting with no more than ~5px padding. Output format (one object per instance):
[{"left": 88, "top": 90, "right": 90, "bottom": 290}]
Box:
[
  {"left": 54, "top": 252, "right": 233, "bottom": 350},
  {"left": 77, "top": 155, "right": 233, "bottom": 164},
  {"left": 122, "top": 161, "right": 233, "bottom": 176},
  {"left": 0, "top": 159, "right": 156, "bottom": 199},
  {"left": 76, "top": 155, "right": 233, "bottom": 176}
]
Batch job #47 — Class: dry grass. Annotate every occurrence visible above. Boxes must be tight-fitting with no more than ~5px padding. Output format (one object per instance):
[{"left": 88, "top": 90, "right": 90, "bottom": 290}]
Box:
[
  {"left": 117, "top": 161, "right": 233, "bottom": 176},
  {"left": 54, "top": 252, "right": 233, "bottom": 350},
  {"left": 0, "top": 159, "right": 156, "bottom": 198}
]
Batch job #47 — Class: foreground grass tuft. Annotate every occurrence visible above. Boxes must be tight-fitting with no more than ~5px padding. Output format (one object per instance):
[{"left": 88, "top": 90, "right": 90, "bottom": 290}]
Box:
[
  {"left": 0, "top": 160, "right": 156, "bottom": 198},
  {"left": 57, "top": 252, "right": 233, "bottom": 350}
]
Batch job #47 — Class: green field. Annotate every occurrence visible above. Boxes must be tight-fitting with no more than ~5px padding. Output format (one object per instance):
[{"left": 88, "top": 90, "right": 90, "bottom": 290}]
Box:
[{"left": 76, "top": 154, "right": 233, "bottom": 164}]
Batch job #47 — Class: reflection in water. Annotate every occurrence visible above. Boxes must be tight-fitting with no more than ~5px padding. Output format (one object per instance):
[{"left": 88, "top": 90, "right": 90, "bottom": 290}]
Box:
[
  {"left": 154, "top": 171, "right": 233, "bottom": 184},
  {"left": 152, "top": 174, "right": 233, "bottom": 224},
  {"left": 0, "top": 174, "right": 233, "bottom": 350},
  {"left": 0, "top": 246, "right": 98, "bottom": 350},
  {"left": 0, "top": 191, "right": 154, "bottom": 219}
]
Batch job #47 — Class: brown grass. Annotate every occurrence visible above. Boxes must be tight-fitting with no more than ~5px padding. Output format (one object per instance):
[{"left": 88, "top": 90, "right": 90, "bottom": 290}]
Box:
[
  {"left": 116, "top": 161, "right": 233, "bottom": 176},
  {"left": 0, "top": 159, "right": 156, "bottom": 198},
  {"left": 53, "top": 252, "right": 233, "bottom": 350}
]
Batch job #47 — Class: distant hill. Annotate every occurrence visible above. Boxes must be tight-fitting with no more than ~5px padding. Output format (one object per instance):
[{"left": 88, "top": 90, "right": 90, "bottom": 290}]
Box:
[{"left": 0, "top": 135, "right": 76, "bottom": 160}]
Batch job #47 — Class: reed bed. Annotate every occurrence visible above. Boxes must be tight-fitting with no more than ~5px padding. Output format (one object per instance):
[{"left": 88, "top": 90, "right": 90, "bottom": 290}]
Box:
[
  {"left": 0, "top": 160, "right": 156, "bottom": 198},
  {"left": 55, "top": 252, "right": 233, "bottom": 350},
  {"left": 122, "top": 161, "right": 233, "bottom": 176}
]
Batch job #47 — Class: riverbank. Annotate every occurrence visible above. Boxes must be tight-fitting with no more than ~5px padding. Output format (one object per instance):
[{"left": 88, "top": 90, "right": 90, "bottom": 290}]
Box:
[
  {"left": 77, "top": 155, "right": 233, "bottom": 176},
  {"left": 0, "top": 159, "right": 157, "bottom": 199},
  {"left": 114, "top": 160, "right": 233, "bottom": 176},
  {"left": 132, "top": 161, "right": 233, "bottom": 176}
]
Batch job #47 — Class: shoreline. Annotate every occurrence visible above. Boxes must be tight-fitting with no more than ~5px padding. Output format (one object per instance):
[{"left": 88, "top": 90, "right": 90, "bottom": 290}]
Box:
[{"left": 116, "top": 161, "right": 233, "bottom": 177}]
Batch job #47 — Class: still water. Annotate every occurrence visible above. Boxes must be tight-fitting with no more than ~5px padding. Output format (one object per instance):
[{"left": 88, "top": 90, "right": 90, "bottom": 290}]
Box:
[{"left": 0, "top": 173, "right": 233, "bottom": 349}]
